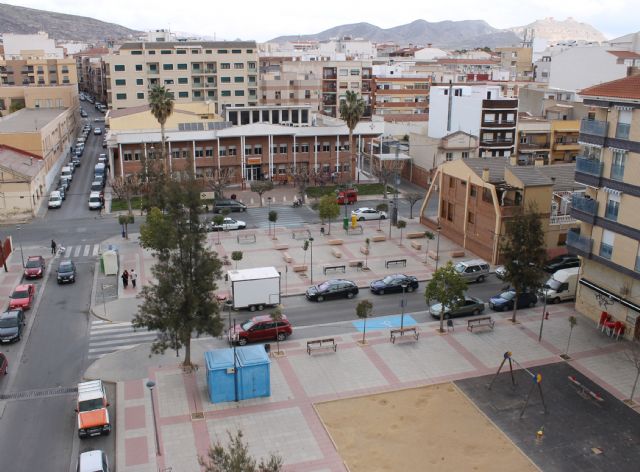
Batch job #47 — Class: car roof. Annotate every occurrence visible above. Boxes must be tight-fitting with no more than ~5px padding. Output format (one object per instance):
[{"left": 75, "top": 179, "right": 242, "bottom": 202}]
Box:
[
  {"left": 14, "top": 284, "right": 31, "bottom": 291},
  {"left": 250, "top": 314, "right": 289, "bottom": 323},
  {"left": 27, "top": 255, "right": 42, "bottom": 261},
  {"left": 50, "top": 191, "right": 61, "bottom": 197},
  {"left": 0, "top": 310, "right": 20, "bottom": 319},
  {"left": 78, "top": 450, "right": 105, "bottom": 470},
  {"left": 90, "top": 191, "right": 102, "bottom": 197}
]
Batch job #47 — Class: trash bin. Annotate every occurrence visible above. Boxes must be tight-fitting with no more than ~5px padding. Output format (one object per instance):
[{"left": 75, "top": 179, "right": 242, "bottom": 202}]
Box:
[
  {"left": 320, "top": 227, "right": 325, "bottom": 235},
  {"left": 343, "top": 217, "right": 349, "bottom": 230}
]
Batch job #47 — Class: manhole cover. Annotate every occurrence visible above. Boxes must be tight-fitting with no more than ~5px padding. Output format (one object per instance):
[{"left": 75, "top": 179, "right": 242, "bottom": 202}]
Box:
[{"left": 0, "top": 386, "right": 77, "bottom": 401}]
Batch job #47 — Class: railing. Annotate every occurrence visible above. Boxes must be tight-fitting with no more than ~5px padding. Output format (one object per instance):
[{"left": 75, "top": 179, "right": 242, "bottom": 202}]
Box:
[
  {"left": 567, "top": 228, "right": 593, "bottom": 254},
  {"left": 580, "top": 119, "right": 608, "bottom": 137},
  {"left": 571, "top": 194, "right": 598, "bottom": 215},
  {"left": 576, "top": 156, "right": 603, "bottom": 176},
  {"left": 599, "top": 242, "right": 613, "bottom": 259},
  {"left": 519, "top": 142, "right": 551, "bottom": 150},
  {"left": 615, "top": 122, "right": 630, "bottom": 140},
  {"left": 549, "top": 214, "right": 576, "bottom": 225},
  {"left": 604, "top": 202, "right": 619, "bottom": 221},
  {"left": 610, "top": 164, "right": 625, "bottom": 181}
]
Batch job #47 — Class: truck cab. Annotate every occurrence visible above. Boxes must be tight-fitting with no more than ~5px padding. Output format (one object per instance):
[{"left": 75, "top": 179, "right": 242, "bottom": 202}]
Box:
[
  {"left": 76, "top": 380, "right": 111, "bottom": 438},
  {"left": 336, "top": 188, "right": 357, "bottom": 205}
]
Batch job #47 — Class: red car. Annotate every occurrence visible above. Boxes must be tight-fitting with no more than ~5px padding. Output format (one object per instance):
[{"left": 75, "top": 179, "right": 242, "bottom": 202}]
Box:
[
  {"left": 9, "top": 284, "right": 35, "bottom": 310},
  {"left": 228, "top": 315, "right": 293, "bottom": 346},
  {"left": 24, "top": 256, "right": 45, "bottom": 279}
]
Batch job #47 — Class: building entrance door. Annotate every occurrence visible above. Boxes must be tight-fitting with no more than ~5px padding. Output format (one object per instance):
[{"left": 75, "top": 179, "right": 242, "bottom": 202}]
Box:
[{"left": 246, "top": 165, "right": 261, "bottom": 181}]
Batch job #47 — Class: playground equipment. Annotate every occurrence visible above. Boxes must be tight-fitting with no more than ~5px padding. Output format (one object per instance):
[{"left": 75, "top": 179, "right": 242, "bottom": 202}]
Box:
[
  {"left": 568, "top": 375, "right": 605, "bottom": 404},
  {"left": 487, "top": 351, "right": 548, "bottom": 418}
]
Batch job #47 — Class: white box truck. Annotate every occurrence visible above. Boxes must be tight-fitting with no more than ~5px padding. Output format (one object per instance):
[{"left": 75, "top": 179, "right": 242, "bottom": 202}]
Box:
[
  {"left": 228, "top": 267, "right": 281, "bottom": 311},
  {"left": 541, "top": 267, "right": 580, "bottom": 304}
]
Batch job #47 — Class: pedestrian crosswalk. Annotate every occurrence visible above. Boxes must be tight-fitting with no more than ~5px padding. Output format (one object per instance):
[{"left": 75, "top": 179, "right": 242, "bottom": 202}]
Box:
[
  {"left": 60, "top": 244, "right": 100, "bottom": 259},
  {"left": 88, "top": 320, "right": 158, "bottom": 360},
  {"left": 244, "top": 206, "right": 318, "bottom": 229}
]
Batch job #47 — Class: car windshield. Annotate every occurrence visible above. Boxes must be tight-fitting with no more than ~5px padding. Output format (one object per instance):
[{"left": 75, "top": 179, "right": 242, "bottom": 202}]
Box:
[
  {"left": 59, "top": 263, "right": 73, "bottom": 272},
  {"left": 90, "top": 197, "right": 101, "bottom": 203},
  {"left": 11, "top": 290, "right": 29, "bottom": 299},
  {"left": 382, "top": 276, "right": 395, "bottom": 284},
  {"left": 50, "top": 196, "right": 61, "bottom": 201},
  {"left": 499, "top": 291, "right": 515, "bottom": 300},
  {"left": 454, "top": 262, "right": 466, "bottom": 273},
  {"left": 26, "top": 260, "right": 41, "bottom": 268},
  {"left": 0, "top": 317, "right": 18, "bottom": 328},
  {"left": 546, "top": 279, "right": 562, "bottom": 290},
  {"left": 240, "top": 320, "right": 255, "bottom": 331},
  {"left": 78, "top": 398, "right": 103, "bottom": 412},
  {"left": 317, "top": 282, "right": 331, "bottom": 291}
]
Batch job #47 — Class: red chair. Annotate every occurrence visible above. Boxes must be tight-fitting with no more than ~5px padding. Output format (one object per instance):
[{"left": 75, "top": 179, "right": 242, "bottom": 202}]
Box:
[
  {"left": 598, "top": 311, "right": 610, "bottom": 329},
  {"left": 613, "top": 322, "right": 625, "bottom": 340}
]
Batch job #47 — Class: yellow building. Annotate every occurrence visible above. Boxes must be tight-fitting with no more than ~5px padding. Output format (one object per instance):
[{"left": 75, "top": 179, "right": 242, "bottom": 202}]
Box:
[
  {"left": 0, "top": 85, "right": 79, "bottom": 115},
  {"left": 496, "top": 46, "right": 534, "bottom": 81},
  {"left": 107, "top": 101, "right": 223, "bottom": 131}
]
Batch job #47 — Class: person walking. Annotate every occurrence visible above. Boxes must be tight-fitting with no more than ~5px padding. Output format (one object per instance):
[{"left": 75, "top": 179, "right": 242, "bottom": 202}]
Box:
[
  {"left": 121, "top": 269, "right": 129, "bottom": 289},
  {"left": 51, "top": 240, "right": 57, "bottom": 255},
  {"left": 130, "top": 269, "right": 137, "bottom": 289}
]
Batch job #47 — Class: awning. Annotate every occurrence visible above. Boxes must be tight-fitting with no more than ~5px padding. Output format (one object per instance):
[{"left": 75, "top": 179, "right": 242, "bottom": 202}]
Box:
[
  {"left": 579, "top": 278, "right": 640, "bottom": 314},
  {"left": 602, "top": 187, "right": 622, "bottom": 196},
  {"left": 578, "top": 141, "right": 602, "bottom": 148}
]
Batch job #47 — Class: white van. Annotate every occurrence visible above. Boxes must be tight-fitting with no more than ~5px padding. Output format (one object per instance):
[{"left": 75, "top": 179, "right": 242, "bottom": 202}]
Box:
[
  {"left": 77, "top": 450, "right": 109, "bottom": 472},
  {"left": 88, "top": 191, "right": 102, "bottom": 210},
  {"left": 454, "top": 259, "right": 491, "bottom": 283},
  {"left": 61, "top": 166, "right": 73, "bottom": 181},
  {"left": 48, "top": 191, "right": 62, "bottom": 209},
  {"left": 541, "top": 267, "right": 580, "bottom": 304}
]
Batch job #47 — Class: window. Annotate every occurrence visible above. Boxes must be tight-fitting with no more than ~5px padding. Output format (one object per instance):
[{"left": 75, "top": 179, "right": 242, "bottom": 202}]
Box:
[
  {"left": 136, "top": 78, "right": 143, "bottom": 85},
  {"left": 611, "top": 150, "right": 626, "bottom": 181},
  {"left": 163, "top": 64, "right": 173, "bottom": 70},
  {"left": 467, "top": 212, "right": 475, "bottom": 224},
  {"left": 221, "top": 90, "right": 231, "bottom": 97},
  {"left": 218, "top": 49, "right": 228, "bottom": 54},
  {"left": 234, "top": 90, "right": 244, "bottom": 96},
  {"left": 228, "top": 146, "right": 237, "bottom": 156},
  {"left": 114, "top": 65, "right": 125, "bottom": 71},
  {"left": 447, "top": 203, "right": 454, "bottom": 221},
  {"left": 137, "top": 92, "right": 144, "bottom": 99},
  {"left": 616, "top": 110, "right": 631, "bottom": 139},
  {"left": 116, "top": 93, "right": 127, "bottom": 100},
  {"left": 232, "top": 49, "right": 241, "bottom": 54},
  {"left": 482, "top": 188, "right": 492, "bottom": 203},
  {"left": 115, "top": 79, "right": 126, "bottom": 86},
  {"left": 462, "top": 151, "right": 469, "bottom": 159},
  {"left": 605, "top": 192, "right": 620, "bottom": 221},
  {"left": 176, "top": 49, "right": 186, "bottom": 55},
  {"left": 279, "top": 144, "right": 287, "bottom": 154},
  {"left": 234, "top": 63, "right": 244, "bottom": 69},
  {"left": 205, "top": 148, "right": 214, "bottom": 157},
  {"left": 600, "top": 230, "right": 615, "bottom": 259},
  {"left": 178, "top": 91, "right": 189, "bottom": 98},
  {"left": 131, "top": 50, "right": 143, "bottom": 55},
  {"left": 148, "top": 50, "right": 156, "bottom": 55},
  {"left": 445, "top": 152, "right": 453, "bottom": 161},
  {"left": 195, "top": 148, "right": 204, "bottom": 158},
  {"left": 221, "top": 63, "right": 231, "bottom": 69},
  {"left": 219, "top": 147, "right": 227, "bottom": 156},
  {"left": 484, "top": 113, "right": 495, "bottom": 123},
  {"left": 191, "top": 49, "right": 200, "bottom": 54},
  {"left": 234, "top": 76, "right": 244, "bottom": 83},
  {"left": 254, "top": 145, "right": 262, "bottom": 155},
  {"left": 177, "top": 63, "right": 187, "bottom": 70},
  {"left": 301, "top": 143, "right": 309, "bottom": 153},
  {"left": 470, "top": 185, "right": 477, "bottom": 197},
  {"left": 221, "top": 77, "right": 231, "bottom": 83},
  {"left": 350, "top": 69, "right": 360, "bottom": 76},
  {"left": 135, "top": 64, "right": 143, "bottom": 71},
  {"left": 123, "top": 152, "right": 133, "bottom": 161},
  {"left": 244, "top": 146, "right": 252, "bottom": 155},
  {"left": 178, "top": 77, "right": 188, "bottom": 84},
  {"left": 449, "top": 176, "right": 456, "bottom": 187},
  {"left": 322, "top": 142, "right": 331, "bottom": 152},
  {"left": 160, "top": 50, "right": 172, "bottom": 55},
  {"left": 164, "top": 79, "right": 174, "bottom": 85}
]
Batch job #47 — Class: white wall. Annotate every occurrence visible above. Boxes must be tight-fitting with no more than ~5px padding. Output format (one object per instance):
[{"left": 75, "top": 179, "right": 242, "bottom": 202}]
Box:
[
  {"left": 2, "top": 33, "right": 64, "bottom": 59},
  {"left": 549, "top": 46, "right": 631, "bottom": 91},
  {"left": 414, "top": 47, "right": 448, "bottom": 61}
]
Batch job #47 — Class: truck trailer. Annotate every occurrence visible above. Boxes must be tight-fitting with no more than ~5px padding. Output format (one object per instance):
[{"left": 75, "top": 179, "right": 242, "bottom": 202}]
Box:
[{"left": 228, "top": 267, "right": 281, "bottom": 311}]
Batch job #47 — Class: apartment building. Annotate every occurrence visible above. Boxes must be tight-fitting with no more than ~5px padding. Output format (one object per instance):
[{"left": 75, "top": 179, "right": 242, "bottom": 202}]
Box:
[
  {"left": 371, "top": 75, "right": 431, "bottom": 122},
  {"left": 105, "top": 41, "right": 259, "bottom": 112},
  {"left": 259, "top": 58, "right": 322, "bottom": 112},
  {"left": 76, "top": 47, "right": 109, "bottom": 103},
  {"left": 420, "top": 158, "right": 581, "bottom": 264},
  {"left": 496, "top": 46, "right": 534, "bottom": 82},
  {"left": 0, "top": 145, "right": 47, "bottom": 218},
  {"left": 570, "top": 74, "right": 640, "bottom": 340},
  {"left": 321, "top": 61, "right": 373, "bottom": 118}
]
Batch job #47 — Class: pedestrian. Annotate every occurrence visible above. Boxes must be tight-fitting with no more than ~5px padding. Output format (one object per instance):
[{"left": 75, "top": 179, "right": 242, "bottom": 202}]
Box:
[
  {"left": 130, "top": 269, "right": 137, "bottom": 289},
  {"left": 121, "top": 269, "right": 129, "bottom": 289},
  {"left": 51, "top": 239, "right": 57, "bottom": 255}
]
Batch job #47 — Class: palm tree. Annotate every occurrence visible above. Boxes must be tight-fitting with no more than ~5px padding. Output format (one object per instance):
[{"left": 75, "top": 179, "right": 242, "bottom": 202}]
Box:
[
  {"left": 339, "top": 90, "right": 365, "bottom": 182},
  {"left": 148, "top": 85, "right": 175, "bottom": 173}
]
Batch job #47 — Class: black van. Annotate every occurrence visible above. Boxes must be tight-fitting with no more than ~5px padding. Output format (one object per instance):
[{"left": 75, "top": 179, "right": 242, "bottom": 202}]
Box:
[{"left": 212, "top": 199, "right": 247, "bottom": 213}]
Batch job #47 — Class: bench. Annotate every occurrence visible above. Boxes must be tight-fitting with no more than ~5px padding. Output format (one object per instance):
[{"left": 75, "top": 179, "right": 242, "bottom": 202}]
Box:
[
  {"left": 390, "top": 327, "right": 419, "bottom": 343},
  {"left": 292, "top": 229, "right": 311, "bottom": 240},
  {"left": 385, "top": 259, "right": 407, "bottom": 269},
  {"left": 410, "top": 241, "right": 422, "bottom": 251},
  {"left": 282, "top": 252, "right": 293, "bottom": 263},
  {"left": 237, "top": 232, "right": 256, "bottom": 244},
  {"left": 407, "top": 232, "right": 425, "bottom": 239},
  {"left": 467, "top": 316, "right": 495, "bottom": 332},
  {"left": 307, "top": 338, "right": 337, "bottom": 355},
  {"left": 292, "top": 265, "right": 307, "bottom": 273},
  {"left": 348, "top": 259, "right": 364, "bottom": 268},
  {"left": 360, "top": 246, "right": 370, "bottom": 255},
  {"left": 328, "top": 239, "right": 344, "bottom": 245},
  {"left": 450, "top": 250, "right": 466, "bottom": 258},
  {"left": 371, "top": 235, "right": 386, "bottom": 242},
  {"left": 274, "top": 244, "right": 289, "bottom": 250},
  {"left": 428, "top": 250, "right": 439, "bottom": 261},
  {"left": 347, "top": 226, "right": 363, "bottom": 235},
  {"left": 323, "top": 264, "right": 346, "bottom": 275},
  {"left": 331, "top": 248, "right": 343, "bottom": 258}
]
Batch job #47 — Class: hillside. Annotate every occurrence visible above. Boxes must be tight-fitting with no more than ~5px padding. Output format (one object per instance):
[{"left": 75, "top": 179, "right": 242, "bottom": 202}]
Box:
[
  {"left": 509, "top": 17, "right": 607, "bottom": 43},
  {"left": 271, "top": 19, "right": 522, "bottom": 49},
  {"left": 0, "top": 2, "right": 140, "bottom": 42}
]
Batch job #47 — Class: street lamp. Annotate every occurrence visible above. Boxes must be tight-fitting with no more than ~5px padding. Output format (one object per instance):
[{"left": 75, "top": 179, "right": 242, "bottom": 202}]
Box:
[
  {"left": 538, "top": 281, "right": 549, "bottom": 342},
  {"left": 309, "top": 237, "right": 314, "bottom": 284},
  {"left": 392, "top": 146, "right": 400, "bottom": 226},
  {"left": 145, "top": 380, "right": 161, "bottom": 456},
  {"left": 400, "top": 281, "right": 409, "bottom": 330},
  {"left": 267, "top": 196, "right": 272, "bottom": 235},
  {"left": 16, "top": 225, "right": 24, "bottom": 268},
  {"left": 435, "top": 225, "right": 442, "bottom": 271}
]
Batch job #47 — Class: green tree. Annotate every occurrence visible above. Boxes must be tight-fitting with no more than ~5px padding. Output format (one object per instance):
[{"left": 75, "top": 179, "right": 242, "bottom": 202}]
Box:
[
  {"left": 376, "top": 203, "right": 388, "bottom": 231},
  {"left": 9, "top": 101, "right": 25, "bottom": 113},
  {"left": 318, "top": 194, "right": 340, "bottom": 235},
  {"left": 148, "top": 85, "right": 174, "bottom": 170},
  {"left": 111, "top": 174, "right": 141, "bottom": 215},
  {"left": 364, "top": 237, "right": 370, "bottom": 268},
  {"left": 499, "top": 206, "right": 546, "bottom": 323},
  {"left": 213, "top": 214, "right": 225, "bottom": 245},
  {"left": 270, "top": 305, "right": 284, "bottom": 355},
  {"left": 356, "top": 300, "right": 373, "bottom": 345},
  {"left": 199, "top": 430, "right": 283, "bottom": 472},
  {"left": 134, "top": 178, "right": 223, "bottom": 367},
  {"left": 339, "top": 90, "right": 365, "bottom": 181},
  {"left": 250, "top": 181, "right": 274, "bottom": 207},
  {"left": 302, "top": 239, "right": 310, "bottom": 265},
  {"left": 397, "top": 220, "right": 407, "bottom": 245},
  {"left": 405, "top": 192, "right": 423, "bottom": 219},
  {"left": 118, "top": 214, "right": 134, "bottom": 239},
  {"left": 425, "top": 262, "right": 467, "bottom": 333},
  {"left": 424, "top": 231, "right": 435, "bottom": 262},
  {"left": 268, "top": 210, "right": 278, "bottom": 239},
  {"left": 231, "top": 250, "right": 243, "bottom": 269}
]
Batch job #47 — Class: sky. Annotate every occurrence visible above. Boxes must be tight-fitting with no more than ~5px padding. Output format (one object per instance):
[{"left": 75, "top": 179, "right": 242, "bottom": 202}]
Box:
[{"left": 5, "top": 0, "right": 638, "bottom": 41}]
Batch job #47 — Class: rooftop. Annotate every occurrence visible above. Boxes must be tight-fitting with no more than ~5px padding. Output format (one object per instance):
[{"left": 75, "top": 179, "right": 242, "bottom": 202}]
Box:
[
  {"left": 0, "top": 145, "right": 44, "bottom": 179},
  {"left": 0, "top": 108, "right": 66, "bottom": 133},
  {"left": 579, "top": 74, "right": 640, "bottom": 101},
  {"left": 119, "top": 40, "right": 256, "bottom": 50}
]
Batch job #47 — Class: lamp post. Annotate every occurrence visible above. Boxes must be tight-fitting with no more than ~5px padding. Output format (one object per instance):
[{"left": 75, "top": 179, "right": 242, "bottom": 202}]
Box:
[
  {"left": 267, "top": 196, "right": 272, "bottom": 235},
  {"left": 232, "top": 318, "right": 239, "bottom": 403},
  {"left": 16, "top": 225, "right": 24, "bottom": 268},
  {"left": 435, "top": 225, "right": 442, "bottom": 271},
  {"left": 309, "top": 237, "right": 314, "bottom": 284},
  {"left": 538, "top": 283, "right": 549, "bottom": 342},
  {"left": 400, "top": 281, "right": 408, "bottom": 330},
  {"left": 392, "top": 146, "right": 399, "bottom": 226},
  {"left": 146, "top": 380, "right": 161, "bottom": 456}
]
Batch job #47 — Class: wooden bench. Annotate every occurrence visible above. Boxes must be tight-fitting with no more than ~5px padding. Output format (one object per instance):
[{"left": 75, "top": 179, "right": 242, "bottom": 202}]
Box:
[
  {"left": 407, "top": 232, "right": 425, "bottom": 239},
  {"left": 348, "top": 259, "right": 364, "bottom": 268},
  {"left": 390, "top": 327, "right": 419, "bottom": 343},
  {"left": 282, "top": 252, "right": 293, "bottom": 263},
  {"left": 428, "top": 250, "right": 439, "bottom": 261},
  {"left": 450, "top": 250, "right": 466, "bottom": 258},
  {"left": 237, "top": 232, "right": 256, "bottom": 244},
  {"left": 328, "top": 239, "right": 344, "bottom": 245},
  {"left": 292, "top": 228, "right": 311, "bottom": 240},
  {"left": 307, "top": 338, "right": 337, "bottom": 355},
  {"left": 371, "top": 235, "right": 386, "bottom": 242},
  {"left": 292, "top": 265, "right": 307, "bottom": 273},
  {"left": 360, "top": 246, "right": 370, "bottom": 255},
  {"left": 323, "top": 264, "right": 346, "bottom": 275},
  {"left": 274, "top": 244, "right": 289, "bottom": 250},
  {"left": 410, "top": 241, "right": 422, "bottom": 251},
  {"left": 347, "top": 226, "right": 363, "bottom": 235},
  {"left": 385, "top": 259, "right": 407, "bottom": 269},
  {"left": 467, "top": 316, "right": 495, "bottom": 332},
  {"left": 331, "top": 248, "right": 342, "bottom": 258}
]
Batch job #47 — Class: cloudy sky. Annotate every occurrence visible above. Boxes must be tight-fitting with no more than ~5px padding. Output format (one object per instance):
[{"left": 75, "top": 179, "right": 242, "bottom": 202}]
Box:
[{"left": 5, "top": 0, "right": 637, "bottom": 41}]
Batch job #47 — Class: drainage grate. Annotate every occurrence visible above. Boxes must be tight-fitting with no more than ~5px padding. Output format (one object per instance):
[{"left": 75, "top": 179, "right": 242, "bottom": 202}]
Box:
[{"left": 0, "top": 386, "right": 78, "bottom": 401}]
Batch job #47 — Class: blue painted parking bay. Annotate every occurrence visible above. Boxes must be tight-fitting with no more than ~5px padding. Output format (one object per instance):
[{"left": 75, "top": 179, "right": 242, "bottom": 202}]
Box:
[{"left": 352, "top": 314, "right": 417, "bottom": 332}]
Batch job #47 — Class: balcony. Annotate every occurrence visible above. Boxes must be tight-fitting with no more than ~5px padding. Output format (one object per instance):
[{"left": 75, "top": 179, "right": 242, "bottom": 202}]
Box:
[
  {"left": 610, "top": 164, "right": 625, "bottom": 181},
  {"left": 580, "top": 119, "right": 608, "bottom": 145},
  {"left": 567, "top": 228, "right": 593, "bottom": 257},
  {"left": 549, "top": 214, "right": 576, "bottom": 225},
  {"left": 570, "top": 194, "right": 598, "bottom": 224},
  {"left": 575, "top": 156, "right": 603, "bottom": 177},
  {"left": 518, "top": 141, "right": 551, "bottom": 151},
  {"left": 322, "top": 83, "right": 337, "bottom": 92},
  {"left": 599, "top": 242, "right": 613, "bottom": 259},
  {"left": 480, "top": 138, "right": 514, "bottom": 147},
  {"left": 483, "top": 99, "right": 518, "bottom": 109},
  {"left": 615, "top": 122, "right": 630, "bottom": 140}
]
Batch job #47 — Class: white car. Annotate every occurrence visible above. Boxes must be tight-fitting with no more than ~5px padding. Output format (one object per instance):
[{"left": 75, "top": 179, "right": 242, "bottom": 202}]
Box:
[
  {"left": 207, "top": 217, "right": 246, "bottom": 231},
  {"left": 88, "top": 191, "right": 102, "bottom": 210},
  {"left": 48, "top": 191, "right": 63, "bottom": 209},
  {"left": 352, "top": 207, "right": 387, "bottom": 221},
  {"left": 94, "top": 127, "right": 102, "bottom": 135}
]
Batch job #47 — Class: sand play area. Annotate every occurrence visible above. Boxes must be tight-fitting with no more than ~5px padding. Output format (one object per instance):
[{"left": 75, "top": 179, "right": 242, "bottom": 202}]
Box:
[{"left": 315, "top": 383, "right": 539, "bottom": 472}]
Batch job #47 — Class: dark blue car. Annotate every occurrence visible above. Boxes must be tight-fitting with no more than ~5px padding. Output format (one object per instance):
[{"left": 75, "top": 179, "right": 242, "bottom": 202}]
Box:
[{"left": 489, "top": 289, "right": 538, "bottom": 312}]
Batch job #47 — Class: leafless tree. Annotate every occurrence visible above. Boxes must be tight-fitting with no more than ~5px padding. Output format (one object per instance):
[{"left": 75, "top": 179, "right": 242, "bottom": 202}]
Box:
[
  {"left": 204, "top": 168, "right": 236, "bottom": 199},
  {"left": 624, "top": 339, "right": 640, "bottom": 403},
  {"left": 289, "top": 168, "right": 313, "bottom": 203},
  {"left": 404, "top": 192, "right": 424, "bottom": 219},
  {"left": 372, "top": 159, "right": 404, "bottom": 199},
  {"left": 111, "top": 174, "right": 142, "bottom": 214}
]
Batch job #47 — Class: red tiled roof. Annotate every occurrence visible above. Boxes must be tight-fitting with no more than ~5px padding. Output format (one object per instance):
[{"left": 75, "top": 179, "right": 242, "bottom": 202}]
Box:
[
  {"left": 436, "top": 58, "right": 498, "bottom": 65},
  {"left": 579, "top": 74, "right": 640, "bottom": 100},
  {"left": 607, "top": 50, "right": 640, "bottom": 59}
]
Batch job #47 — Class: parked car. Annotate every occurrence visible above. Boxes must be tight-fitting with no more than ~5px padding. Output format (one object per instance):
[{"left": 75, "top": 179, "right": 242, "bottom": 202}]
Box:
[
  {"left": 48, "top": 191, "right": 63, "bottom": 209},
  {"left": 228, "top": 315, "right": 293, "bottom": 346},
  {"left": 94, "top": 127, "right": 102, "bottom": 135},
  {"left": 212, "top": 199, "right": 247, "bottom": 213},
  {"left": 57, "top": 186, "right": 66, "bottom": 200},
  {"left": 495, "top": 266, "right": 507, "bottom": 280},
  {"left": 352, "top": 207, "right": 387, "bottom": 221},
  {"left": 102, "top": 139, "right": 107, "bottom": 149},
  {"left": 0, "top": 352, "right": 7, "bottom": 376},
  {"left": 58, "top": 176, "right": 71, "bottom": 191},
  {"left": 489, "top": 289, "right": 537, "bottom": 311},
  {"left": 88, "top": 191, "right": 103, "bottom": 210},
  {"left": 75, "top": 147, "right": 84, "bottom": 157},
  {"left": 543, "top": 255, "right": 580, "bottom": 273},
  {"left": 370, "top": 274, "right": 418, "bottom": 295},
  {"left": 24, "top": 256, "right": 45, "bottom": 279},
  {"left": 91, "top": 181, "right": 105, "bottom": 197},
  {"left": 207, "top": 217, "right": 246, "bottom": 231},
  {"left": 0, "top": 309, "right": 25, "bottom": 343},
  {"left": 453, "top": 259, "right": 490, "bottom": 283},
  {"left": 336, "top": 188, "right": 357, "bottom": 205},
  {"left": 57, "top": 260, "right": 76, "bottom": 284},
  {"left": 429, "top": 296, "right": 485, "bottom": 319},
  {"left": 305, "top": 279, "right": 358, "bottom": 302},
  {"left": 77, "top": 450, "right": 110, "bottom": 472},
  {"left": 72, "top": 156, "right": 81, "bottom": 167},
  {"left": 80, "top": 110, "right": 88, "bottom": 118},
  {"left": 9, "top": 284, "right": 35, "bottom": 310}
]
